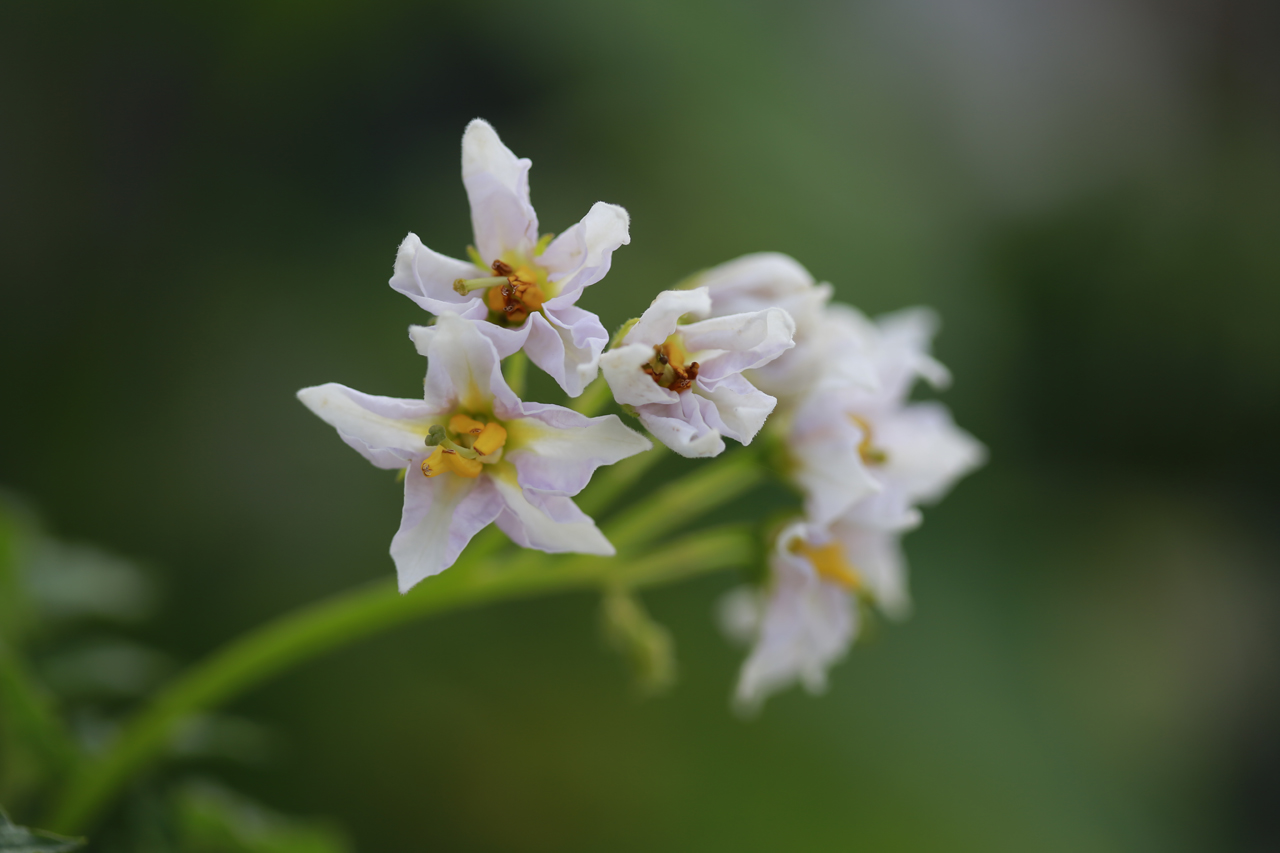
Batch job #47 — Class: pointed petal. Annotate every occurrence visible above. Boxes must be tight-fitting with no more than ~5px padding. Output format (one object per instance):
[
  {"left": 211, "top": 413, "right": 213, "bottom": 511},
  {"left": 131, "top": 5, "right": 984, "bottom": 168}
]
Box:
[
  {"left": 635, "top": 396, "right": 725, "bottom": 458},
  {"left": 874, "top": 402, "right": 986, "bottom": 504},
  {"left": 409, "top": 313, "right": 519, "bottom": 415},
  {"left": 389, "top": 233, "right": 489, "bottom": 317},
  {"left": 539, "top": 201, "right": 631, "bottom": 303},
  {"left": 683, "top": 307, "right": 796, "bottom": 384},
  {"left": 693, "top": 373, "right": 777, "bottom": 445},
  {"left": 297, "top": 383, "right": 439, "bottom": 469},
  {"left": 600, "top": 343, "right": 680, "bottom": 407},
  {"left": 831, "top": 520, "right": 911, "bottom": 619},
  {"left": 623, "top": 288, "right": 711, "bottom": 347},
  {"left": 391, "top": 474, "right": 502, "bottom": 592},
  {"left": 790, "top": 409, "right": 882, "bottom": 527},
  {"left": 462, "top": 119, "right": 538, "bottom": 262},
  {"left": 490, "top": 472, "right": 614, "bottom": 555},
  {"left": 524, "top": 306, "right": 608, "bottom": 397},
  {"left": 506, "top": 407, "right": 651, "bottom": 498},
  {"left": 734, "top": 528, "right": 856, "bottom": 712}
]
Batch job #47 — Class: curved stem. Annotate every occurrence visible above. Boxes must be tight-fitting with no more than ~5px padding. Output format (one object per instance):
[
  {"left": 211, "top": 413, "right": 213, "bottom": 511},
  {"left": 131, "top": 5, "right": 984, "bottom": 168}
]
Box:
[{"left": 45, "top": 450, "right": 767, "bottom": 834}]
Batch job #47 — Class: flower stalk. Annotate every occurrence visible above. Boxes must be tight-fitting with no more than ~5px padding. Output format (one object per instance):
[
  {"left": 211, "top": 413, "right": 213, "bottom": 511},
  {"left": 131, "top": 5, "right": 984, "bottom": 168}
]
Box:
[{"left": 43, "top": 451, "right": 765, "bottom": 835}]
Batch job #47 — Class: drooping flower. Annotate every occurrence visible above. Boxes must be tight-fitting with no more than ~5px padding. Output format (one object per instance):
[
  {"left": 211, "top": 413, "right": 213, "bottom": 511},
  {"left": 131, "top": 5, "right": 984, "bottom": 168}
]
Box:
[
  {"left": 390, "top": 119, "right": 630, "bottom": 396},
  {"left": 787, "top": 307, "right": 984, "bottom": 529},
  {"left": 297, "top": 313, "right": 651, "bottom": 592},
  {"left": 599, "top": 287, "right": 796, "bottom": 457},
  {"left": 723, "top": 520, "right": 901, "bottom": 711}
]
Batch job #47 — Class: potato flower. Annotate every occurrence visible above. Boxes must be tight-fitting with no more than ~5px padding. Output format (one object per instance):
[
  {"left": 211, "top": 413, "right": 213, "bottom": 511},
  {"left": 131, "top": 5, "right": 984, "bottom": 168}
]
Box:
[
  {"left": 599, "top": 287, "right": 795, "bottom": 457},
  {"left": 298, "top": 314, "right": 651, "bottom": 592},
  {"left": 390, "top": 119, "right": 630, "bottom": 396}
]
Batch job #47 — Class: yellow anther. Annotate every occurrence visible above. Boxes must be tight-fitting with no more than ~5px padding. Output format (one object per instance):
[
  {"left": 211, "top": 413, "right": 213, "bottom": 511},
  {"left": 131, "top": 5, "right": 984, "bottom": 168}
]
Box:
[
  {"left": 472, "top": 422, "right": 508, "bottom": 457},
  {"left": 448, "top": 414, "right": 486, "bottom": 436},
  {"left": 443, "top": 451, "right": 483, "bottom": 478},
  {"left": 421, "top": 446, "right": 446, "bottom": 478},
  {"left": 421, "top": 445, "right": 483, "bottom": 478},
  {"left": 793, "top": 540, "right": 864, "bottom": 590}
]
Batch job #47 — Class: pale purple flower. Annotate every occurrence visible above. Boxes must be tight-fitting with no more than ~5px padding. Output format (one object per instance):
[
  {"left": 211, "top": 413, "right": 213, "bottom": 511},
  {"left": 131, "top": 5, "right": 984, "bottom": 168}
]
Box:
[
  {"left": 721, "top": 518, "right": 909, "bottom": 710},
  {"left": 297, "top": 313, "right": 651, "bottom": 592},
  {"left": 389, "top": 119, "right": 630, "bottom": 396},
  {"left": 789, "top": 307, "right": 984, "bottom": 529},
  {"left": 599, "top": 287, "right": 796, "bottom": 458}
]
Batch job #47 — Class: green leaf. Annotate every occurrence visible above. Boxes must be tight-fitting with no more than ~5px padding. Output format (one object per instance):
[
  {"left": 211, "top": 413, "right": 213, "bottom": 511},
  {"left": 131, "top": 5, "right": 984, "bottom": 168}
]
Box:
[
  {"left": 0, "top": 809, "right": 84, "bottom": 852},
  {"left": 173, "top": 782, "right": 351, "bottom": 853}
]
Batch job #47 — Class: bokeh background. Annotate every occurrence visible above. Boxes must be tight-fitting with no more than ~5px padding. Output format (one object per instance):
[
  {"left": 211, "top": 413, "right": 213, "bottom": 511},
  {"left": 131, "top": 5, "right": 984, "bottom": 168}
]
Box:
[{"left": 3, "top": 1, "right": 1279, "bottom": 850}]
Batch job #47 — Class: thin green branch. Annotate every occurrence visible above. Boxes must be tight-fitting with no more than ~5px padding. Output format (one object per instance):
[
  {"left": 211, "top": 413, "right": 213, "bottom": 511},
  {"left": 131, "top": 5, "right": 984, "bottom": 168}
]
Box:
[
  {"left": 575, "top": 445, "right": 669, "bottom": 517},
  {"left": 605, "top": 449, "right": 766, "bottom": 553},
  {"left": 44, "top": 526, "right": 754, "bottom": 835}
]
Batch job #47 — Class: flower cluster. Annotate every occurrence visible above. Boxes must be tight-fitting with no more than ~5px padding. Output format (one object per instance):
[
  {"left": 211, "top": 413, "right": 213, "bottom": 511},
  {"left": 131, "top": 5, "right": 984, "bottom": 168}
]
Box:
[
  {"left": 297, "top": 119, "right": 981, "bottom": 710},
  {"left": 703, "top": 255, "right": 986, "bottom": 711}
]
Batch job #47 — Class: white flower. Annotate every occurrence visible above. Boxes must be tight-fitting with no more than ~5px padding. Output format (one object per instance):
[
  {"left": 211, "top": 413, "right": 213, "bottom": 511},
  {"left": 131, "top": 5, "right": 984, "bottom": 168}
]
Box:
[
  {"left": 724, "top": 519, "right": 908, "bottom": 711},
  {"left": 389, "top": 119, "right": 630, "bottom": 397},
  {"left": 789, "top": 307, "right": 985, "bottom": 529},
  {"left": 686, "top": 252, "right": 877, "bottom": 402},
  {"left": 297, "top": 313, "right": 651, "bottom": 593},
  {"left": 599, "top": 287, "right": 796, "bottom": 458}
]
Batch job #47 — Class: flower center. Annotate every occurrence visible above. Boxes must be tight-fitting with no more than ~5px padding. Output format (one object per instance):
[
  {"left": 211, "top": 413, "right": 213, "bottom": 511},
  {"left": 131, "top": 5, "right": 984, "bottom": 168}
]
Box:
[
  {"left": 420, "top": 413, "right": 509, "bottom": 479},
  {"left": 848, "top": 415, "right": 888, "bottom": 465},
  {"left": 792, "top": 539, "right": 863, "bottom": 590},
  {"left": 453, "top": 257, "right": 550, "bottom": 327},
  {"left": 642, "top": 334, "right": 699, "bottom": 393}
]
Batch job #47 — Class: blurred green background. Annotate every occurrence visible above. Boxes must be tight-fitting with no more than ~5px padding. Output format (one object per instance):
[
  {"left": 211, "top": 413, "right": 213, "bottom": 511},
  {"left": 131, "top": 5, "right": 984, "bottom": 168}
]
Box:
[{"left": 3, "top": 1, "right": 1279, "bottom": 850}]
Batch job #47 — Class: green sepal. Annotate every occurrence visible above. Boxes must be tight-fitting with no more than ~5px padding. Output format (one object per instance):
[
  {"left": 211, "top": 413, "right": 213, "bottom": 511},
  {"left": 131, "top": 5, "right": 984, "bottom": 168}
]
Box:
[{"left": 465, "top": 245, "right": 485, "bottom": 269}]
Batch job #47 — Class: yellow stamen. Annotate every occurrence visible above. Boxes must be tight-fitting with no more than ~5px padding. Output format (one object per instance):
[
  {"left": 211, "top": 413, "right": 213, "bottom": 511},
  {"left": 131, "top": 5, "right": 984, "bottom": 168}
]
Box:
[
  {"left": 421, "top": 445, "right": 484, "bottom": 478},
  {"left": 793, "top": 540, "right": 864, "bottom": 590},
  {"left": 421, "top": 446, "right": 446, "bottom": 478},
  {"left": 448, "top": 414, "right": 486, "bottom": 437},
  {"left": 444, "top": 451, "right": 483, "bottom": 478},
  {"left": 472, "top": 422, "right": 508, "bottom": 457},
  {"left": 849, "top": 415, "right": 888, "bottom": 465}
]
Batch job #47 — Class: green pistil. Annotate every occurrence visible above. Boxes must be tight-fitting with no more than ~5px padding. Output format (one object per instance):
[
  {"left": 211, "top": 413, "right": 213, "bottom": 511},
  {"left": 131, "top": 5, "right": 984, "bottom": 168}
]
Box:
[{"left": 454, "top": 276, "right": 508, "bottom": 295}]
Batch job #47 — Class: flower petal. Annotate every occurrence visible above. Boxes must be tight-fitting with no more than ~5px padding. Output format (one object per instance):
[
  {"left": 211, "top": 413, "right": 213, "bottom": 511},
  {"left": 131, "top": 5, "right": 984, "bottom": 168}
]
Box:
[
  {"left": 297, "top": 383, "right": 440, "bottom": 469},
  {"left": 489, "top": 471, "right": 614, "bottom": 556},
  {"left": 693, "top": 373, "right": 777, "bottom": 445},
  {"left": 733, "top": 525, "right": 856, "bottom": 712},
  {"left": 682, "top": 307, "right": 796, "bottom": 385},
  {"left": 789, "top": 400, "right": 883, "bottom": 527},
  {"left": 524, "top": 306, "right": 609, "bottom": 397},
  {"left": 391, "top": 473, "right": 503, "bottom": 592},
  {"left": 600, "top": 343, "right": 680, "bottom": 407},
  {"left": 409, "top": 313, "right": 520, "bottom": 416},
  {"left": 539, "top": 201, "right": 631, "bottom": 304},
  {"left": 462, "top": 119, "right": 538, "bottom": 263},
  {"left": 635, "top": 395, "right": 725, "bottom": 458},
  {"left": 623, "top": 288, "right": 711, "bottom": 347},
  {"left": 831, "top": 519, "right": 911, "bottom": 619},
  {"left": 505, "top": 406, "right": 651, "bottom": 498},
  {"left": 389, "top": 233, "right": 488, "bottom": 317}
]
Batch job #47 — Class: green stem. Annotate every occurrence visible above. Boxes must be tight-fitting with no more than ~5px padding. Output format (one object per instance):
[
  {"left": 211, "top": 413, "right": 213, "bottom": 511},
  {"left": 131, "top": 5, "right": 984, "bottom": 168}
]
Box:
[
  {"left": 574, "top": 445, "right": 669, "bottom": 517},
  {"left": 45, "top": 527, "right": 753, "bottom": 835},
  {"left": 502, "top": 350, "right": 528, "bottom": 399},
  {"left": 606, "top": 448, "right": 765, "bottom": 553}
]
